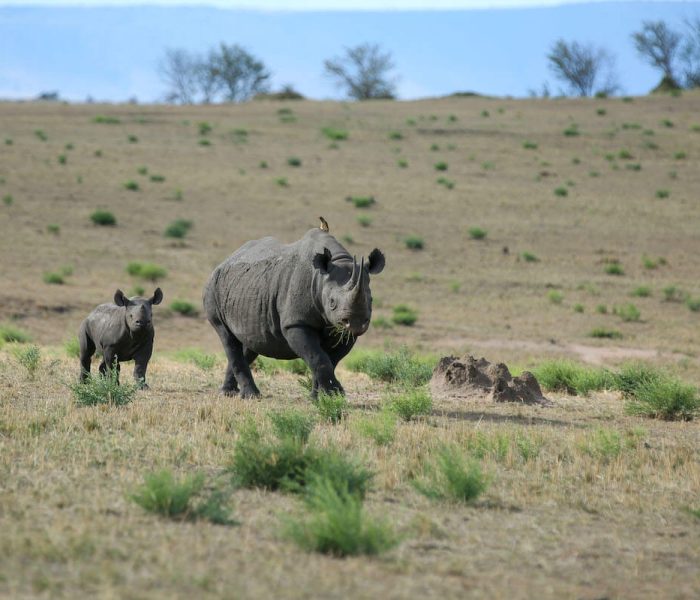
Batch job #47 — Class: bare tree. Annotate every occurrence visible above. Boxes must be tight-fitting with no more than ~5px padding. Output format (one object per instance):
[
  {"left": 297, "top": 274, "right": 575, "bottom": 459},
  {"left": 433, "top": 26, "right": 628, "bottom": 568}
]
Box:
[
  {"left": 158, "top": 48, "right": 199, "bottom": 104},
  {"left": 195, "top": 48, "right": 222, "bottom": 104},
  {"left": 547, "top": 40, "right": 618, "bottom": 97},
  {"left": 681, "top": 17, "right": 700, "bottom": 88},
  {"left": 212, "top": 44, "right": 270, "bottom": 103},
  {"left": 632, "top": 20, "right": 682, "bottom": 86},
  {"left": 323, "top": 43, "right": 397, "bottom": 100}
]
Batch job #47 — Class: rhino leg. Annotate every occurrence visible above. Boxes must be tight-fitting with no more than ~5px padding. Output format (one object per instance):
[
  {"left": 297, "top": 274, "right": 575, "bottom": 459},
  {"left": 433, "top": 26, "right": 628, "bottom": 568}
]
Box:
[
  {"left": 78, "top": 324, "right": 95, "bottom": 382},
  {"left": 211, "top": 321, "right": 260, "bottom": 398},
  {"left": 133, "top": 346, "right": 153, "bottom": 389},
  {"left": 285, "top": 326, "right": 343, "bottom": 398},
  {"left": 99, "top": 349, "right": 120, "bottom": 384}
]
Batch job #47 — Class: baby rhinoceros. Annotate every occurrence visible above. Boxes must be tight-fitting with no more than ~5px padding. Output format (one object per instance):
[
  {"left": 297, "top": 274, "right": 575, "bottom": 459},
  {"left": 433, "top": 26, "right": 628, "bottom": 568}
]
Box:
[{"left": 78, "top": 288, "right": 163, "bottom": 387}]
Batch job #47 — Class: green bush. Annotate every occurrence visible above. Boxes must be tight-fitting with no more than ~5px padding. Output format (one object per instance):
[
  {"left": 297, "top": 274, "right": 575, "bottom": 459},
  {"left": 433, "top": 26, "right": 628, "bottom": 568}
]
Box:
[
  {"left": 150, "top": 174, "right": 165, "bottom": 183},
  {"left": 123, "top": 180, "right": 139, "bottom": 191},
  {"left": 356, "top": 214, "right": 372, "bottom": 227},
  {"left": 64, "top": 337, "right": 80, "bottom": 358},
  {"left": 90, "top": 210, "right": 116, "bottom": 226},
  {"left": 404, "top": 235, "right": 424, "bottom": 250},
  {"left": 388, "top": 131, "right": 403, "bottom": 140},
  {"left": 47, "top": 223, "right": 60, "bottom": 235},
  {"left": 353, "top": 411, "right": 397, "bottom": 446},
  {"left": 345, "top": 347, "right": 432, "bottom": 387},
  {"left": 532, "top": 360, "right": 615, "bottom": 396},
  {"left": 521, "top": 251, "right": 539, "bottom": 262},
  {"left": 34, "top": 129, "right": 48, "bottom": 141},
  {"left": 126, "top": 262, "right": 167, "bottom": 282},
  {"left": 554, "top": 186, "right": 568, "bottom": 197},
  {"left": 199, "top": 139, "right": 211, "bottom": 146},
  {"left": 164, "top": 219, "right": 193, "bottom": 239},
  {"left": 283, "top": 477, "right": 398, "bottom": 557},
  {"left": 547, "top": 290, "right": 563, "bottom": 304},
  {"left": 269, "top": 409, "right": 316, "bottom": 444},
  {"left": 173, "top": 348, "right": 217, "bottom": 371},
  {"left": 287, "top": 157, "right": 302, "bottom": 167},
  {"left": 43, "top": 272, "right": 64, "bottom": 285},
  {"left": 13, "top": 345, "right": 40, "bottom": 379},
  {"left": 170, "top": 299, "right": 197, "bottom": 317},
  {"left": 522, "top": 140, "right": 538, "bottom": 150},
  {"left": 686, "top": 298, "right": 700, "bottom": 312},
  {"left": 563, "top": 124, "right": 579, "bottom": 136},
  {"left": 127, "top": 135, "right": 138, "bottom": 144},
  {"left": 436, "top": 176, "right": 454, "bottom": 189},
  {"left": 2, "top": 194, "right": 13, "bottom": 206},
  {"left": 347, "top": 195, "right": 375, "bottom": 208},
  {"left": 385, "top": 389, "right": 432, "bottom": 421},
  {"left": 613, "top": 303, "right": 641, "bottom": 322},
  {"left": 413, "top": 445, "right": 489, "bottom": 503},
  {"left": 663, "top": 285, "right": 686, "bottom": 302},
  {"left": 0, "top": 323, "right": 31, "bottom": 344},
  {"left": 582, "top": 428, "right": 622, "bottom": 462},
  {"left": 321, "top": 127, "right": 348, "bottom": 141},
  {"left": 397, "top": 158, "right": 408, "bottom": 168},
  {"left": 468, "top": 227, "right": 487, "bottom": 240},
  {"left": 93, "top": 115, "right": 120, "bottom": 124},
  {"left": 275, "top": 177, "right": 288, "bottom": 187},
  {"left": 631, "top": 286, "right": 651, "bottom": 298},
  {"left": 621, "top": 368, "right": 698, "bottom": 421},
  {"left": 573, "top": 303, "right": 584, "bottom": 313},
  {"left": 71, "top": 368, "right": 137, "bottom": 406},
  {"left": 589, "top": 327, "right": 623, "bottom": 339},
  {"left": 656, "top": 189, "right": 670, "bottom": 199},
  {"left": 314, "top": 392, "right": 348, "bottom": 424},
  {"left": 198, "top": 121, "right": 212, "bottom": 136},
  {"left": 57, "top": 154, "right": 67, "bottom": 165},
  {"left": 392, "top": 304, "right": 418, "bottom": 326},
  {"left": 605, "top": 263, "right": 624, "bottom": 276},
  {"left": 434, "top": 161, "right": 448, "bottom": 171}
]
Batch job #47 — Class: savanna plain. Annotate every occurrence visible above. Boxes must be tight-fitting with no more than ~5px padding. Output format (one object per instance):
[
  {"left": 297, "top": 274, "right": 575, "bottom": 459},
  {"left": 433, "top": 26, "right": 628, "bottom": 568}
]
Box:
[{"left": 1, "top": 94, "right": 699, "bottom": 599}]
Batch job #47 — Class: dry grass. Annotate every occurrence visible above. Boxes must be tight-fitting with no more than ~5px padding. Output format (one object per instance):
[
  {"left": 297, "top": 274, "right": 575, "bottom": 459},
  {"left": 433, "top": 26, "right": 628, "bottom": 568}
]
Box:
[{"left": 1, "top": 95, "right": 700, "bottom": 597}]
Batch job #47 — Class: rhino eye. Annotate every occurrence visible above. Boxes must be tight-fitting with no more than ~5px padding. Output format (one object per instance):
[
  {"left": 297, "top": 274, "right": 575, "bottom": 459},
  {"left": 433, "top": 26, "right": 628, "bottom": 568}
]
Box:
[{"left": 329, "top": 297, "right": 338, "bottom": 310}]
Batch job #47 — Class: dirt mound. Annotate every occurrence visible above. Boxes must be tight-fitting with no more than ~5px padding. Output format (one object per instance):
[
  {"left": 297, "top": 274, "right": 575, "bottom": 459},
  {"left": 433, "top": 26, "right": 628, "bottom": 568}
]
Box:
[{"left": 430, "top": 355, "right": 551, "bottom": 405}]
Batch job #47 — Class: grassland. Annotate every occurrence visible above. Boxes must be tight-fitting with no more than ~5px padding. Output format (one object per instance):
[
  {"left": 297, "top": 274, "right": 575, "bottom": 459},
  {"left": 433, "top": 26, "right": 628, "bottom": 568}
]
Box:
[{"left": 1, "top": 94, "right": 700, "bottom": 598}]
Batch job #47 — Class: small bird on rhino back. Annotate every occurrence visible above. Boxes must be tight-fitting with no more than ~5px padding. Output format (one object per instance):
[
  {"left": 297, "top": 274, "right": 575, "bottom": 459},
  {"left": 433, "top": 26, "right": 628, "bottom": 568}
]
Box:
[
  {"left": 78, "top": 288, "right": 163, "bottom": 387},
  {"left": 203, "top": 220, "right": 385, "bottom": 398}
]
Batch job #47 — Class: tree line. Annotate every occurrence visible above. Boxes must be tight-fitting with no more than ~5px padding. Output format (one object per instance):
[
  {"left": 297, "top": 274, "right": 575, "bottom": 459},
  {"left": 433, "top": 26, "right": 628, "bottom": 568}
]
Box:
[{"left": 159, "top": 18, "right": 700, "bottom": 103}]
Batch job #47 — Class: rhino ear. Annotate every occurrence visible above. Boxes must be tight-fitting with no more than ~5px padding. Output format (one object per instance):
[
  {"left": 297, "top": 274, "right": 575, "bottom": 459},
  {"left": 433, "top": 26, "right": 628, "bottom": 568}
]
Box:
[
  {"left": 114, "top": 289, "right": 129, "bottom": 307},
  {"left": 367, "top": 248, "right": 385, "bottom": 274},
  {"left": 149, "top": 287, "right": 163, "bottom": 305},
  {"left": 312, "top": 247, "right": 333, "bottom": 274}
]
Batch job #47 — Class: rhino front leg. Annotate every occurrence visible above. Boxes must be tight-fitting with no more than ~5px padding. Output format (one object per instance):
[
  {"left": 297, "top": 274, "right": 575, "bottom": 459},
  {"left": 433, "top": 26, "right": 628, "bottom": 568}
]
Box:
[
  {"left": 285, "top": 326, "right": 343, "bottom": 398},
  {"left": 99, "top": 350, "right": 120, "bottom": 384},
  {"left": 133, "top": 347, "right": 153, "bottom": 389}
]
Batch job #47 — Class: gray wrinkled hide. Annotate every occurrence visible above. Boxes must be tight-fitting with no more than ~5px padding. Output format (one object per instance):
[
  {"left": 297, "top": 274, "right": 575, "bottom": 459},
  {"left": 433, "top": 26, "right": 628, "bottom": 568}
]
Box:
[
  {"left": 203, "top": 228, "right": 385, "bottom": 398},
  {"left": 78, "top": 288, "right": 163, "bottom": 387}
]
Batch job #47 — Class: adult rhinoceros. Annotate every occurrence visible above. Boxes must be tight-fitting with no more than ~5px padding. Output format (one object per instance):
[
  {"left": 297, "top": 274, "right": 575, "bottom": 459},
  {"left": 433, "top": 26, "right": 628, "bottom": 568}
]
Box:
[{"left": 203, "top": 225, "right": 385, "bottom": 398}]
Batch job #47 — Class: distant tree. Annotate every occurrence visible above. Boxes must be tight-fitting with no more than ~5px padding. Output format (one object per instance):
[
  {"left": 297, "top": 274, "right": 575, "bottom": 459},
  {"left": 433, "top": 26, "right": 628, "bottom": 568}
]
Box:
[
  {"left": 323, "top": 43, "right": 397, "bottom": 100},
  {"left": 195, "top": 48, "right": 222, "bottom": 104},
  {"left": 632, "top": 20, "right": 682, "bottom": 88},
  {"left": 159, "top": 48, "right": 199, "bottom": 104},
  {"left": 211, "top": 43, "right": 270, "bottom": 103},
  {"left": 547, "top": 40, "right": 619, "bottom": 97},
  {"left": 680, "top": 17, "right": 700, "bottom": 88}
]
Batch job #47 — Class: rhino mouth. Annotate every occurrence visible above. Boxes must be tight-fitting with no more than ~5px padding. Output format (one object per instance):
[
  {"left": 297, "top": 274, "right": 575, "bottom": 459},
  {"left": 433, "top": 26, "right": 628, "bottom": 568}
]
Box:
[{"left": 329, "top": 318, "right": 369, "bottom": 345}]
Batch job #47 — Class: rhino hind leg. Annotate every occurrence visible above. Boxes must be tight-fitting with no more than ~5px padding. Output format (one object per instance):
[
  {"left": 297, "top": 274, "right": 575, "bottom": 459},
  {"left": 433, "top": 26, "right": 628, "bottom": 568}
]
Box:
[
  {"left": 211, "top": 321, "right": 260, "bottom": 398},
  {"left": 78, "top": 324, "right": 95, "bottom": 382}
]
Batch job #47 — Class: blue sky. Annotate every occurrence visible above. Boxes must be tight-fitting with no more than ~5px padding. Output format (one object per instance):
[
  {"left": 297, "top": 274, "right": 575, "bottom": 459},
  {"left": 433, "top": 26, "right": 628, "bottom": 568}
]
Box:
[{"left": 1, "top": 2, "right": 698, "bottom": 101}]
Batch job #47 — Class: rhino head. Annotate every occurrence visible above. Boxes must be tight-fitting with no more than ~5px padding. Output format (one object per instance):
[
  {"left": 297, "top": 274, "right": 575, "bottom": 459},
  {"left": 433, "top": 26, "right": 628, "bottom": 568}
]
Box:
[
  {"left": 313, "top": 248, "right": 385, "bottom": 337},
  {"left": 114, "top": 288, "right": 163, "bottom": 334}
]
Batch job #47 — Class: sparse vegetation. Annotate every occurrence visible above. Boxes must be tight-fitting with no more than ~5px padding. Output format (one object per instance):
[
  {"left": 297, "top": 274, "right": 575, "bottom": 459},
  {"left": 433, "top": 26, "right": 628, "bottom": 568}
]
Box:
[
  {"left": 468, "top": 227, "right": 487, "bottom": 240},
  {"left": 313, "top": 392, "right": 348, "bottom": 424},
  {"left": 392, "top": 304, "right": 418, "bottom": 326},
  {"left": 170, "top": 299, "right": 197, "bottom": 316},
  {"left": 548, "top": 290, "right": 564, "bottom": 304},
  {"left": 413, "top": 445, "right": 489, "bottom": 503},
  {"left": 532, "top": 360, "right": 614, "bottom": 396},
  {"left": 613, "top": 303, "right": 641, "bottom": 322},
  {"left": 0, "top": 323, "right": 32, "bottom": 344},
  {"left": 346, "top": 195, "right": 375, "bottom": 208},
  {"left": 590, "top": 327, "right": 623, "bottom": 339},
  {"left": 123, "top": 180, "right": 140, "bottom": 191},
  {"left": 287, "top": 156, "right": 302, "bottom": 167},
  {"left": 70, "top": 368, "right": 136, "bottom": 407},
  {"left": 164, "top": 218, "right": 193, "bottom": 239},
  {"left": 404, "top": 235, "right": 424, "bottom": 250},
  {"left": 126, "top": 262, "right": 167, "bottom": 282},
  {"left": 345, "top": 347, "right": 432, "bottom": 387},
  {"left": 554, "top": 186, "right": 568, "bottom": 197},
  {"left": 385, "top": 389, "right": 432, "bottom": 421},
  {"left": 90, "top": 210, "right": 116, "bottom": 226},
  {"left": 321, "top": 127, "right": 349, "bottom": 141},
  {"left": 173, "top": 347, "right": 217, "bottom": 370},
  {"left": 13, "top": 345, "right": 40, "bottom": 379}
]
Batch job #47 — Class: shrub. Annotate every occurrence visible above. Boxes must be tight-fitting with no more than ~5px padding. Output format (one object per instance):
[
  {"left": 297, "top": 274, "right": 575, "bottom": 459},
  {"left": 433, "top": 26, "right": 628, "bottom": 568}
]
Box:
[
  {"left": 353, "top": 411, "right": 397, "bottom": 446},
  {"left": 345, "top": 347, "right": 433, "bottom": 387},
  {"left": 388, "top": 131, "right": 403, "bottom": 140},
  {"left": 269, "top": 409, "right": 316, "bottom": 444},
  {"left": 655, "top": 189, "right": 670, "bottom": 199},
  {"left": 613, "top": 303, "right": 641, "bottom": 322},
  {"left": 47, "top": 223, "right": 60, "bottom": 235},
  {"left": 605, "top": 263, "right": 624, "bottom": 276},
  {"left": 596, "top": 108, "right": 607, "bottom": 116},
  {"left": 392, "top": 304, "right": 418, "bottom": 326},
  {"left": 130, "top": 469, "right": 236, "bottom": 525},
  {"left": 170, "top": 299, "right": 197, "bottom": 317},
  {"left": 57, "top": 154, "right": 67, "bottom": 165},
  {"left": 522, "top": 140, "right": 538, "bottom": 150},
  {"left": 347, "top": 195, "right": 375, "bottom": 208},
  {"left": 434, "top": 161, "right": 448, "bottom": 171},
  {"left": 150, "top": 174, "right": 165, "bottom": 183},
  {"left": 199, "top": 139, "right": 211, "bottom": 146},
  {"left": 302, "top": 449, "right": 373, "bottom": 500},
  {"left": 198, "top": 121, "right": 212, "bottom": 136},
  {"left": 164, "top": 219, "right": 193, "bottom": 239},
  {"left": 521, "top": 251, "right": 539, "bottom": 262},
  {"left": 385, "top": 389, "right": 432, "bottom": 421},
  {"left": 430, "top": 143, "right": 440, "bottom": 151},
  {"left": 357, "top": 215, "right": 372, "bottom": 227},
  {"left": 583, "top": 428, "right": 623, "bottom": 462},
  {"left": 468, "top": 227, "right": 487, "bottom": 240},
  {"left": 563, "top": 124, "right": 579, "bottom": 136},
  {"left": 2, "top": 194, "right": 13, "bottom": 206},
  {"left": 5, "top": 138, "right": 12, "bottom": 145},
  {"left": 404, "top": 235, "right": 424, "bottom": 250},
  {"left": 413, "top": 445, "right": 489, "bottom": 503},
  {"left": 573, "top": 303, "right": 584, "bottom": 313},
  {"left": 275, "top": 177, "right": 288, "bottom": 187},
  {"left": 42, "top": 272, "right": 64, "bottom": 285},
  {"left": 618, "top": 149, "right": 633, "bottom": 160},
  {"left": 93, "top": 115, "right": 120, "bottom": 124},
  {"left": 590, "top": 327, "right": 623, "bottom": 339},
  {"left": 314, "top": 392, "right": 348, "bottom": 424},
  {"left": 619, "top": 365, "right": 699, "bottom": 420},
  {"left": 34, "top": 129, "right": 48, "bottom": 141},
  {"left": 173, "top": 348, "right": 217, "bottom": 371},
  {"left": 283, "top": 477, "right": 398, "bottom": 557},
  {"left": 0, "top": 323, "right": 31, "bottom": 343},
  {"left": 90, "top": 210, "right": 116, "bottom": 226},
  {"left": 548, "top": 290, "right": 563, "bottom": 304},
  {"left": 481, "top": 110, "right": 490, "bottom": 118},
  {"left": 554, "top": 186, "right": 568, "bottom": 197},
  {"left": 686, "top": 298, "right": 700, "bottom": 312},
  {"left": 13, "top": 345, "right": 40, "bottom": 379},
  {"left": 71, "top": 368, "right": 136, "bottom": 406},
  {"left": 321, "top": 127, "right": 348, "bottom": 141},
  {"left": 287, "top": 157, "right": 302, "bottom": 167},
  {"left": 663, "top": 285, "right": 686, "bottom": 303},
  {"left": 436, "top": 177, "right": 454, "bottom": 189},
  {"left": 596, "top": 304, "right": 608, "bottom": 314},
  {"left": 127, "top": 135, "right": 138, "bottom": 143},
  {"left": 64, "top": 336, "right": 80, "bottom": 358},
  {"left": 532, "top": 360, "right": 615, "bottom": 395},
  {"left": 126, "top": 262, "right": 167, "bottom": 282},
  {"left": 123, "top": 180, "right": 139, "bottom": 192},
  {"left": 626, "top": 163, "right": 642, "bottom": 171},
  {"left": 397, "top": 158, "right": 408, "bottom": 168},
  {"left": 631, "top": 286, "right": 651, "bottom": 297}
]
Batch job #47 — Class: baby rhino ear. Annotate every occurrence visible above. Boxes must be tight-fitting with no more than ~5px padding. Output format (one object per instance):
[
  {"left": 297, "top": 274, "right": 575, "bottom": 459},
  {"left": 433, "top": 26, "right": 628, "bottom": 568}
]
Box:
[
  {"left": 367, "top": 248, "right": 385, "bottom": 274},
  {"left": 149, "top": 287, "right": 163, "bottom": 305},
  {"left": 114, "top": 289, "right": 129, "bottom": 307},
  {"left": 312, "top": 247, "right": 333, "bottom": 274}
]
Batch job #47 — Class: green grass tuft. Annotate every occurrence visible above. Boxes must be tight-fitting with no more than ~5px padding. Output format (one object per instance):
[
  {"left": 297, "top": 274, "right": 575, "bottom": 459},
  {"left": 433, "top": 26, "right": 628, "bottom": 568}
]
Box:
[
  {"left": 532, "top": 360, "right": 615, "bottom": 396},
  {"left": 71, "top": 369, "right": 137, "bottom": 407},
  {"left": 404, "top": 235, "right": 424, "bottom": 250},
  {"left": 385, "top": 389, "right": 432, "bottom": 421},
  {"left": 90, "top": 210, "right": 116, "bottom": 226},
  {"left": 392, "top": 304, "right": 418, "bottom": 326},
  {"left": 345, "top": 347, "right": 433, "bottom": 387},
  {"left": 313, "top": 392, "right": 348, "bottom": 424},
  {"left": 164, "top": 219, "right": 193, "bottom": 239},
  {"left": 126, "top": 262, "right": 167, "bottom": 282},
  {"left": 413, "top": 445, "right": 490, "bottom": 503},
  {"left": 170, "top": 299, "right": 197, "bottom": 316}
]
